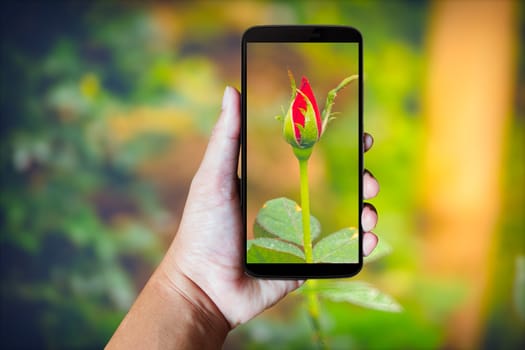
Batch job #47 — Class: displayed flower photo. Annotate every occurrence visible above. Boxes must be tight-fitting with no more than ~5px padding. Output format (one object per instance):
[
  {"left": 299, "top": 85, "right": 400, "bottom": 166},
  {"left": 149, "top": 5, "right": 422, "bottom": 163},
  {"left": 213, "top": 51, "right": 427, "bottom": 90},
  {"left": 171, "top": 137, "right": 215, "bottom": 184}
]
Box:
[{"left": 246, "top": 43, "right": 360, "bottom": 264}]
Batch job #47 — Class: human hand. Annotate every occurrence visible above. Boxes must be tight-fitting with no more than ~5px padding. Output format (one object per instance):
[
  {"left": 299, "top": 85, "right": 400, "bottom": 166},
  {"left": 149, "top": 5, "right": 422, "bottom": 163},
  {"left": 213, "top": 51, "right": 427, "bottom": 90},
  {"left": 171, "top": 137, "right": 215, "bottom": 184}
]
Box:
[
  {"left": 160, "top": 87, "right": 380, "bottom": 327},
  {"left": 107, "top": 86, "right": 380, "bottom": 349}
]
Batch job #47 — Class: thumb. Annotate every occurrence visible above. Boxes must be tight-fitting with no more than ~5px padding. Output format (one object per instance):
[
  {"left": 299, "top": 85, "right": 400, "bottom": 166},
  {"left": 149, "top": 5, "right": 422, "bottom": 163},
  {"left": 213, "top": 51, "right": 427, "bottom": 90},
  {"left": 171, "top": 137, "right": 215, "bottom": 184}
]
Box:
[{"left": 194, "top": 86, "right": 241, "bottom": 191}]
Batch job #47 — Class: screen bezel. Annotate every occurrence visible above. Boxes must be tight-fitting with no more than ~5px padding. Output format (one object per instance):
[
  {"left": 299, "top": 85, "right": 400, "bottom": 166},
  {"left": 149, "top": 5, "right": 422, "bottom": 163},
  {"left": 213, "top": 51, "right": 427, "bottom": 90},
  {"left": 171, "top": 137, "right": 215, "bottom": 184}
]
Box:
[{"left": 241, "top": 25, "right": 363, "bottom": 278}]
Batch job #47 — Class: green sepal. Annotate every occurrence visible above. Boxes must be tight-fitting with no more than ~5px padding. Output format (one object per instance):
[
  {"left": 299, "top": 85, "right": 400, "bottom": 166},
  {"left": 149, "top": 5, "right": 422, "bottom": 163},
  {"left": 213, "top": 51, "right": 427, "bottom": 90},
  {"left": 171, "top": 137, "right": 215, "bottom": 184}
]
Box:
[
  {"left": 283, "top": 106, "right": 299, "bottom": 147},
  {"left": 293, "top": 146, "right": 313, "bottom": 161},
  {"left": 287, "top": 69, "right": 297, "bottom": 100},
  {"left": 295, "top": 89, "right": 320, "bottom": 148},
  {"left": 321, "top": 74, "right": 358, "bottom": 136}
]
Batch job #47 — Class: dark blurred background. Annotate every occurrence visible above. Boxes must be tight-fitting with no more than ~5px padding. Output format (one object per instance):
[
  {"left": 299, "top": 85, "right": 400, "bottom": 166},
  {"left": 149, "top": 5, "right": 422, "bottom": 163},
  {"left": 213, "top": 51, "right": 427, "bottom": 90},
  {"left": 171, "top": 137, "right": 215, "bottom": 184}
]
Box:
[{"left": 1, "top": 1, "right": 523, "bottom": 349}]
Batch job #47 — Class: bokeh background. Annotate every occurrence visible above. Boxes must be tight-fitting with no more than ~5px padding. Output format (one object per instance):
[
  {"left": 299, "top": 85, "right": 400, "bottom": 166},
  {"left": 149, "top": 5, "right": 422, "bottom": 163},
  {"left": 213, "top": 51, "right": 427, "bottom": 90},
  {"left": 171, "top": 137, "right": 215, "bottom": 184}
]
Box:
[{"left": 1, "top": 1, "right": 523, "bottom": 349}]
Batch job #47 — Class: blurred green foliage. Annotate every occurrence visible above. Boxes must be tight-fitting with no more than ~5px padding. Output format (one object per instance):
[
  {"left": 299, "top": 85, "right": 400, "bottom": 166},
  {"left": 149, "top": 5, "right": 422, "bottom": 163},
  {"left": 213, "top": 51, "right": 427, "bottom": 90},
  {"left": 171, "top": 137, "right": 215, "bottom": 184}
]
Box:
[
  {"left": 0, "top": 3, "right": 173, "bottom": 348},
  {"left": 1, "top": 1, "right": 523, "bottom": 349}
]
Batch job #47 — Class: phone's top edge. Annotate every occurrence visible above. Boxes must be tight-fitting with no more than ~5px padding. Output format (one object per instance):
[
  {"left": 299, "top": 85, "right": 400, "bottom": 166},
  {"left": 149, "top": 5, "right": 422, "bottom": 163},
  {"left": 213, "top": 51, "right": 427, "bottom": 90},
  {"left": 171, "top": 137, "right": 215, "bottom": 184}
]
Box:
[
  {"left": 242, "top": 25, "right": 362, "bottom": 43},
  {"left": 244, "top": 24, "right": 359, "bottom": 30}
]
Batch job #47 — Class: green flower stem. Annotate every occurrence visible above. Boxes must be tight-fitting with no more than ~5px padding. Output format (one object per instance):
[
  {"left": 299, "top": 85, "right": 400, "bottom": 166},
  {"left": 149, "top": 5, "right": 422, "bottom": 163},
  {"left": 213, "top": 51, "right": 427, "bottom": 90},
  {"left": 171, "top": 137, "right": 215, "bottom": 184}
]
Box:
[
  {"left": 306, "top": 280, "right": 326, "bottom": 349},
  {"left": 299, "top": 157, "right": 313, "bottom": 263}
]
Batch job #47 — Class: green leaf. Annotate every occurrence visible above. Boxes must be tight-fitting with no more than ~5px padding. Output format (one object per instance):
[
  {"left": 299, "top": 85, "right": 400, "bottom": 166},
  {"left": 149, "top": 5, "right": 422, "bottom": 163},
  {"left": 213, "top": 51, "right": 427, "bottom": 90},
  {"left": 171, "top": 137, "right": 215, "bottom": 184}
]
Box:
[
  {"left": 254, "top": 197, "right": 320, "bottom": 246},
  {"left": 364, "top": 238, "right": 392, "bottom": 264},
  {"left": 247, "top": 238, "right": 305, "bottom": 263},
  {"left": 313, "top": 228, "right": 358, "bottom": 263},
  {"left": 318, "top": 281, "right": 402, "bottom": 312}
]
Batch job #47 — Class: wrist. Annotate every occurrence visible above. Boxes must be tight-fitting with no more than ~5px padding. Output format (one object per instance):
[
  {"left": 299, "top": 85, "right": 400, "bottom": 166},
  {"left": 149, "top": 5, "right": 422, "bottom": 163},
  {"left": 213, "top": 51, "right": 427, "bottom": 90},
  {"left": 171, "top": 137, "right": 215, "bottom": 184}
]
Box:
[
  {"left": 154, "top": 257, "right": 231, "bottom": 341},
  {"left": 107, "top": 262, "right": 230, "bottom": 350}
]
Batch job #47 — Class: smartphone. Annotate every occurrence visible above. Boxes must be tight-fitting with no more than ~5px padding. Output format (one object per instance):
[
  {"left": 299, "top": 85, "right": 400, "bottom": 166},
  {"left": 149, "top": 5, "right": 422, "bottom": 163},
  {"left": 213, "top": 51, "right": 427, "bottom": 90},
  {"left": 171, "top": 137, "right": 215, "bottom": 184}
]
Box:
[{"left": 241, "top": 26, "right": 363, "bottom": 278}]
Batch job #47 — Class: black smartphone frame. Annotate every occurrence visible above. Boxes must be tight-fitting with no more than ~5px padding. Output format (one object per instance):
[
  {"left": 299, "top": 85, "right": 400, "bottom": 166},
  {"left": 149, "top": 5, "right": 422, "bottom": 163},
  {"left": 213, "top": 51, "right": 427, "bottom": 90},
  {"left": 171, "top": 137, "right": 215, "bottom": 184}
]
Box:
[{"left": 241, "top": 25, "right": 363, "bottom": 278}]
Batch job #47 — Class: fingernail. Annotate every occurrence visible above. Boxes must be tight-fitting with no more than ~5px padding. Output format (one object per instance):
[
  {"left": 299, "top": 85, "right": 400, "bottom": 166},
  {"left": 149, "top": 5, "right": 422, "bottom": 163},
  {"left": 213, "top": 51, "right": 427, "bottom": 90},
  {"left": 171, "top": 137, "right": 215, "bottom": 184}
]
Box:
[
  {"left": 363, "top": 233, "right": 377, "bottom": 257},
  {"left": 362, "top": 207, "right": 377, "bottom": 232},
  {"left": 363, "top": 170, "right": 379, "bottom": 199},
  {"left": 222, "top": 86, "right": 232, "bottom": 111},
  {"left": 364, "top": 133, "right": 373, "bottom": 150}
]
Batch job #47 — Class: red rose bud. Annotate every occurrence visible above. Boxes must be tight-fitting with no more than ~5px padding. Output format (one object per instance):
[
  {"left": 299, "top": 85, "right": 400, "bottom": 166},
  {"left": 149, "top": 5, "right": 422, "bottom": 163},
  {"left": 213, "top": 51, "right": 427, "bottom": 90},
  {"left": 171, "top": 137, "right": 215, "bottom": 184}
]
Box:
[{"left": 283, "top": 76, "right": 322, "bottom": 150}]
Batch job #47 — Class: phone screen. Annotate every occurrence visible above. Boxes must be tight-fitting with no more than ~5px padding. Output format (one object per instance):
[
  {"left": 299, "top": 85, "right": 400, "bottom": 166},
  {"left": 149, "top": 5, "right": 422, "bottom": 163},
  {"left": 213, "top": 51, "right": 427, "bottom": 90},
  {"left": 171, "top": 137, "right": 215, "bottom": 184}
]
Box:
[{"left": 242, "top": 27, "right": 362, "bottom": 278}]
